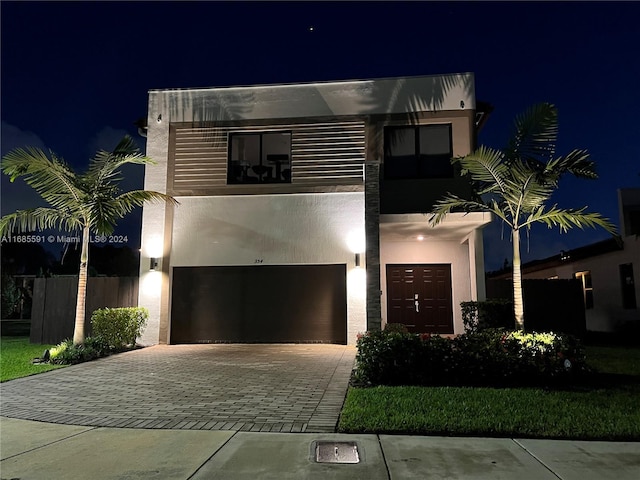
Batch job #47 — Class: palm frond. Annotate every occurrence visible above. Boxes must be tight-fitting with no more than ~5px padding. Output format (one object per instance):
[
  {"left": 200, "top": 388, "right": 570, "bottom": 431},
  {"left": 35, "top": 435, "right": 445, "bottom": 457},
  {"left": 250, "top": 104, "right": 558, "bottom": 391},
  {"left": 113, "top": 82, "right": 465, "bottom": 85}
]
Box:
[
  {"left": 0, "top": 208, "right": 83, "bottom": 235},
  {"left": 506, "top": 103, "right": 558, "bottom": 166},
  {"left": 489, "top": 198, "right": 513, "bottom": 227},
  {"left": 545, "top": 149, "right": 598, "bottom": 182},
  {"left": 512, "top": 169, "right": 555, "bottom": 211},
  {"left": 88, "top": 190, "right": 178, "bottom": 235},
  {"left": 456, "top": 146, "right": 509, "bottom": 194},
  {"left": 523, "top": 205, "right": 617, "bottom": 234},
  {"left": 1, "top": 148, "right": 84, "bottom": 208},
  {"left": 429, "top": 193, "right": 490, "bottom": 226},
  {"left": 84, "top": 135, "right": 154, "bottom": 187}
]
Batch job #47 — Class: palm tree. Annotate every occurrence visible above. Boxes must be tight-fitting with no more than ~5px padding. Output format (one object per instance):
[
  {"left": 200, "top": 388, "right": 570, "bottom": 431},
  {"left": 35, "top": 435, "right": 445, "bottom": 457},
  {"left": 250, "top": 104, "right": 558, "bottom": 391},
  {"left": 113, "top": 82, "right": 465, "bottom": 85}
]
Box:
[
  {"left": 0, "top": 136, "right": 177, "bottom": 344},
  {"left": 429, "top": 103, "right": 616, "bottom": 330}
]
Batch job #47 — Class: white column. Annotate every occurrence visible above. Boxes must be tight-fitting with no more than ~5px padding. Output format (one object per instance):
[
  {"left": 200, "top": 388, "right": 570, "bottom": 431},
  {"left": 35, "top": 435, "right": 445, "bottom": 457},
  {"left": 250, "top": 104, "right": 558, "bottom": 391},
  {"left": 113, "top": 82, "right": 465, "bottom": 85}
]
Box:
[
  {"left": 467, "top": 228, "right": 487, "bottom": 301},
  {"left": 138, "top": 92, "right": 171, "bottom": 345}
]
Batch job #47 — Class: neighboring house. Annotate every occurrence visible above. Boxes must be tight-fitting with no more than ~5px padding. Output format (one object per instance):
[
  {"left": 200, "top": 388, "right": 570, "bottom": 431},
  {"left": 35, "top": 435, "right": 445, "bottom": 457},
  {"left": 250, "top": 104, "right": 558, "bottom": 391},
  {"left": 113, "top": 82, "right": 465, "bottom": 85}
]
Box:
[
  {"left": 138, "top": 74, "right": 493, "bottom": 345},
  {"left": 489, "top": 189, "right": 639, "bottom": 333}
]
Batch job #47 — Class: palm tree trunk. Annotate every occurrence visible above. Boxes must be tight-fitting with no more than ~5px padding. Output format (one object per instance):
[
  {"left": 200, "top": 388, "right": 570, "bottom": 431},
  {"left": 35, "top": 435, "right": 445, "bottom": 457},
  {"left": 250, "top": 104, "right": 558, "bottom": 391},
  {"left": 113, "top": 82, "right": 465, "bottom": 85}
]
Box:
[
  {"left": 73, "top": 226, "right": 90, "bottom": 344},
  {"left": 512, "top": 228, "right": 525, "bottom": 330}
]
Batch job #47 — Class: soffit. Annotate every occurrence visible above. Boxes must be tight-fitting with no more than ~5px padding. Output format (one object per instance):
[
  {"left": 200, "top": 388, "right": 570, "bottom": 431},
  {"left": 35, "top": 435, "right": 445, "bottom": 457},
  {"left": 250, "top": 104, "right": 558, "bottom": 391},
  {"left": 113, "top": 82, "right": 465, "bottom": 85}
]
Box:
[{"left": 380, "top": 212, "right": 492, "bottom": 243}]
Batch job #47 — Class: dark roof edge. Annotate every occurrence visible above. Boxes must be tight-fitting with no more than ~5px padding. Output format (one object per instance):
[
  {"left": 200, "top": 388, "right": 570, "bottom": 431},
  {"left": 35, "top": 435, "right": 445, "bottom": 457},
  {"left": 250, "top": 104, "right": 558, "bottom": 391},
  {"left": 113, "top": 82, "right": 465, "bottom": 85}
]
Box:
[{"left": 487, "top": 235, "right": 624, "bottom": 278}]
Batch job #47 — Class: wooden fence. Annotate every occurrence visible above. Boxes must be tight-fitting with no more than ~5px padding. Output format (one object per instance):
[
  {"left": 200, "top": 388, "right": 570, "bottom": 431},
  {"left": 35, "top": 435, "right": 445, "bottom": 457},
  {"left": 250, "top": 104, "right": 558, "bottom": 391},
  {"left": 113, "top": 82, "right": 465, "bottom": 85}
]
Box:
[
  {"left": 30, "top": 276, "right": 138, "bottom": 344},
  {"left": 486, "top": 278, "right": 586, "bottom": 336}
]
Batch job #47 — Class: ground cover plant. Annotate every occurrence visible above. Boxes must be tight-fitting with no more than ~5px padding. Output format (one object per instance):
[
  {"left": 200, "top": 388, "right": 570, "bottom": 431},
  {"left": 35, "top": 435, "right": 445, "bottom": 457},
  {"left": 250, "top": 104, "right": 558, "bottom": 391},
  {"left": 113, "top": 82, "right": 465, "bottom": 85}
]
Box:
[
  {"left": 0, "top": 336, "right": 64, "bottom": 382},
  {"left": 48, "top": 307, "right": 148, "bottom": 364},
  {"left": 340, "top": 330, "right": 640, "bottom": 440}
]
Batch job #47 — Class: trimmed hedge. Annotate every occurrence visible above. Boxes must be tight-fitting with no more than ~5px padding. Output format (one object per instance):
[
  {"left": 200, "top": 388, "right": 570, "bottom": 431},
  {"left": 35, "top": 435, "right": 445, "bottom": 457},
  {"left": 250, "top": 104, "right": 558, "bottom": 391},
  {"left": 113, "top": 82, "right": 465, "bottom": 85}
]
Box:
[
  {"left": 91, "top": 307, "right": 148, "bottom": 348},
  {"left": 461, "top": 299, "right": 514, "bottom": 332},
  {"left": 354, "top": 328, "right": 588, "bottom": 387}
]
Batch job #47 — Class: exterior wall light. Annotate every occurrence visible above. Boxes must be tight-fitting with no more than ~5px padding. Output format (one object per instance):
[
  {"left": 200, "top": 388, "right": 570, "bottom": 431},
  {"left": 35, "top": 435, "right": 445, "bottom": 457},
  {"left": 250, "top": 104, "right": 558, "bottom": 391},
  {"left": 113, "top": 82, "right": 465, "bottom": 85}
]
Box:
[
  {"left": 150, "top": 257, "right": 159, "bottom": 271},
  {"left": 355, "top": 253, "right": 361, "bottom": 267}
]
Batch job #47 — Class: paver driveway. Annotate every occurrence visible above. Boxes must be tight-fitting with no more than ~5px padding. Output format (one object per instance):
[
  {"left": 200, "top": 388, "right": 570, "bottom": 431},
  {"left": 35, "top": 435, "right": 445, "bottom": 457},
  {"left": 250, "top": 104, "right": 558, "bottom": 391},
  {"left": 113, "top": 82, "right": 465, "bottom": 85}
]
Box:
[{"left": 0, "top": 344, "right": 356, "bottom": 433}]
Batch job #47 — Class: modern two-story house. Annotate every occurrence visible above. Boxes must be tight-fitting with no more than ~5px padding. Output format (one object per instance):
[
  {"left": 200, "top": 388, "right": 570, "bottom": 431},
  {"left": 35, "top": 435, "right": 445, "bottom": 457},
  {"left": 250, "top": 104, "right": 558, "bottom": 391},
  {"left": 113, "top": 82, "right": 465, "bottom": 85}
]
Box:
[{"left": 138, "top": 73, "right": 493, "bottom": 345}]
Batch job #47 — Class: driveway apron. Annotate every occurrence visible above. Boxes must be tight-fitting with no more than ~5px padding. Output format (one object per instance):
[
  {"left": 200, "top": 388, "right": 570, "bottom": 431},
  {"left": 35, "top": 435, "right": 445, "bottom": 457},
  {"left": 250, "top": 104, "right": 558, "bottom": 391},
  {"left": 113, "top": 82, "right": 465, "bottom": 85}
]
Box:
[{"left": 0, "top": 344, "right": 356, "bottom": 433}]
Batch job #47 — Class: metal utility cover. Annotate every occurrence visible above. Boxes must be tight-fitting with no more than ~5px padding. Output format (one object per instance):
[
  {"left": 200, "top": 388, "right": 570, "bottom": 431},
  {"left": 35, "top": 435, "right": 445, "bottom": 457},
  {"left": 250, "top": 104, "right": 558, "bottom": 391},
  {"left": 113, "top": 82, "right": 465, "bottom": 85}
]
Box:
[{"left": 314, "top": 441, "right": 360, "bottom": 464}]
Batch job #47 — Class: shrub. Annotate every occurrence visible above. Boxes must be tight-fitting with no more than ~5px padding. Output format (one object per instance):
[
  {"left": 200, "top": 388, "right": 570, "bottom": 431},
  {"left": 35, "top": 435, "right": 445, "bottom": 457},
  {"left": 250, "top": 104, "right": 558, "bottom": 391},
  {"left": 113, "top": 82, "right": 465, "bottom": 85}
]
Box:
[
  {"left": 91, "top": 307, "right": 148, "bottom": 348},
  {"left": 1, "top": 274, "right": 21, "bottom": 319},
  {"left": 355, "top": 328, "right": 588, "bottom": 387},
  {"left": 452, "top": 328, "right": 515, "bottom": 384},
  {"left": 421, "top": 334, "right": 457, "bottom": 385},
  {"left": 383, "top": 322, "right": 409, "bottom": 334},
  {"left": 355, "top": 330, "right": 424, "bottom": 386},
  {"left": 510, "top": 330, "right": 588, "bottom": 380},
  {"left": 48, "top": 336, "right": 111, "bottom": 365},
  {"left": 355, "top": 331, "right": 456, "bottom": 386},
  {"left": 454, "top": 329, "right": 589, "bottom": 386},
  {"left": 461, "top": 299, "right": 514, "bottom": 332}
]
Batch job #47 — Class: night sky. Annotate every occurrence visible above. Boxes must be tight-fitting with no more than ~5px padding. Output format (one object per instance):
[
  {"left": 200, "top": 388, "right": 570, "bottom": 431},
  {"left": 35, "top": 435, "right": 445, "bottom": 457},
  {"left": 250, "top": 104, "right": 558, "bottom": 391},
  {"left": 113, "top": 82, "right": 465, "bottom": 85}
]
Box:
[{"left": 2, "top": 1, "right": 639, "bottom": 272}]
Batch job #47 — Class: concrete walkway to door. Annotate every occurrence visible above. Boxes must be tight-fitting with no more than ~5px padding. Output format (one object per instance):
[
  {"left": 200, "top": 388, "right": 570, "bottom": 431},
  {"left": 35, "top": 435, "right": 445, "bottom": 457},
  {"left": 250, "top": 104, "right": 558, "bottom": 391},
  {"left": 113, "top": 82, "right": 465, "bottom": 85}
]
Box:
[{"left": 0, "top": 344, "right": 356, "bottom": 433}]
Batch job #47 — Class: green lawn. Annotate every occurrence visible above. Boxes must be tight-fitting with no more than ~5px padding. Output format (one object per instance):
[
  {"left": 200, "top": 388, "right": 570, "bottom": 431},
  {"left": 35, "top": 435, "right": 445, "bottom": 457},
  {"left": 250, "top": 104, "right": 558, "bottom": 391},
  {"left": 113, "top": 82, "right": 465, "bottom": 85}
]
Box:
[
  {"left": 586, "top": 345, "right": 640, "bottom": 375},
  {"left": 338, "top": 345, "right": 640, "bottom": 440},
  {"left": 1, "top": 336, "right": 65, "bottom": 382}
]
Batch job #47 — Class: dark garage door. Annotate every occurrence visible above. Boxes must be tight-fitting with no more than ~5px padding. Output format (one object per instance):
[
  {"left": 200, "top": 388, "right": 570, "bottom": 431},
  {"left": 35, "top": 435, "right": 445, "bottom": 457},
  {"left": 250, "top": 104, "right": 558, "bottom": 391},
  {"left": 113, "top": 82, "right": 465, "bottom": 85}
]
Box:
[{"left": 171, "top": 264, "right": 347, "bottom": 344}]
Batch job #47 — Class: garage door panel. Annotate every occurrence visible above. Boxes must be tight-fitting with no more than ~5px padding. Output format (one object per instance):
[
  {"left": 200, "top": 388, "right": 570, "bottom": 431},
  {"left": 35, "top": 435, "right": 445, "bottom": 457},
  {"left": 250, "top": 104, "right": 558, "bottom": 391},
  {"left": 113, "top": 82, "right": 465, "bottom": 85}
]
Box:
[
  {"left": 171, "top": 265, "right": 347, "bottom": 344},
  {"left": 171, "top": 267, "right": 245, "bottom": 343}
]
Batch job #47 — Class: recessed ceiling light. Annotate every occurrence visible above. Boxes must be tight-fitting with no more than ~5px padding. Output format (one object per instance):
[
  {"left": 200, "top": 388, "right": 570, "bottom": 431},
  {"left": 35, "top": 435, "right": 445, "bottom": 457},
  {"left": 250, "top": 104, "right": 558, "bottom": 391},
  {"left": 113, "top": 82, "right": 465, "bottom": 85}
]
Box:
[{"left": 417, "top": 235, "right": 425, "bottom": 241}]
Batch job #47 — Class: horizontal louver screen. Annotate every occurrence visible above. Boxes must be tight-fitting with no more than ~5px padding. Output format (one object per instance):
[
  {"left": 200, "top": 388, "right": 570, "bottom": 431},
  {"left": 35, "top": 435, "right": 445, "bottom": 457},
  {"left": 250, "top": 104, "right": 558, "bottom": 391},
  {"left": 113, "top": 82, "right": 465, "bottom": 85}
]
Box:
[
  {"left": 173, "top": 128, "right": 227, "bottom": 189},
  {"left": 172, "top": 120, "right": 365, "bottom": 192}
]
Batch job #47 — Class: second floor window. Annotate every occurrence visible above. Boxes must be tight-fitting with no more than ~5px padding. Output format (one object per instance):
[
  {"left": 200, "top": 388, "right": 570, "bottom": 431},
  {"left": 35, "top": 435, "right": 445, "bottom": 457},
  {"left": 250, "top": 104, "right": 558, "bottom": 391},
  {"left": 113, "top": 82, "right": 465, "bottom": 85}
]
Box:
[
  {"left": 384, "top": 124, "right": 453, "bottom": 179},
  {"left": 228, "top": 132, "right": 291, "bottom": 184}
]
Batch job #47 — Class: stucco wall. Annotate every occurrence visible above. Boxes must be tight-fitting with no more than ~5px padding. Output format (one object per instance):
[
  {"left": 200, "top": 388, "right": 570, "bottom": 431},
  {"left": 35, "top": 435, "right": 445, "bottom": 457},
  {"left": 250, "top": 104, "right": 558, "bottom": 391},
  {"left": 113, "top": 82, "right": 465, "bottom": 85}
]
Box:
[
  {"left": 140, "top": 192, "right": 366, "bottom": 344},
  {"left": 138, "top": 92, "right": 172, "bottom": 346},
  {"left": 379, "top": 239, "right": 472, "bottom": 334},
  {"left": 150, "top": 74, "right": 475, "bottom": 124}
]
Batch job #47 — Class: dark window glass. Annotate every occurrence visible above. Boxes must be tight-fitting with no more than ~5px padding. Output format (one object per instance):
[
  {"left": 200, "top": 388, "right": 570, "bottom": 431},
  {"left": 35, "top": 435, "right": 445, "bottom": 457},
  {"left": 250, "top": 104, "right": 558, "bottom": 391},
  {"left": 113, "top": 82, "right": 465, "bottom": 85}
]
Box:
[
  {"left": 228, "top": 132, "right": 291, "bottom": 184},
  {"left": 620, "top": 263, "right": 637, "bottom": 309},
  {"left": 384, "top": 124, "right": 453, "bottom": 179},
  {"left": 627, "top": 209, "right": 640, "bottom": 236}
]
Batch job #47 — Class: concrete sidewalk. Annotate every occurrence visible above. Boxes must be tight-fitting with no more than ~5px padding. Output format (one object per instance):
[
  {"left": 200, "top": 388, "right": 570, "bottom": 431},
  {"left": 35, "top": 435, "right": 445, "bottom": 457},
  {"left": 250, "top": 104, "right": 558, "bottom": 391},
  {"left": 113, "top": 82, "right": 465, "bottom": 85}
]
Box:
[{"left": 2, "top": 417, "right": 639, "bottom": 479}]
